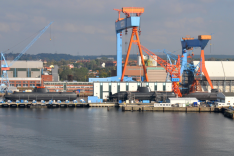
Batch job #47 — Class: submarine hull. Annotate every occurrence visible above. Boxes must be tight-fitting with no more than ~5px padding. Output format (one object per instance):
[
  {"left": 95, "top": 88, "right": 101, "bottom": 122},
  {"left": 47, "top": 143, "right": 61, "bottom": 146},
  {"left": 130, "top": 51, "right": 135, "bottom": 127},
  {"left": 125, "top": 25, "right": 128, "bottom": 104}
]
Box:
[
  {"left": 5, "top": 92, "right": 77, "bottom": 101},
  {"left": 184, "top": 92, "right": 225, "bottom": 101},
  {"left": 4, "top": 87, "right": 77, "bottom": 101},
  {"left": 109, "top": 91, "right": 176, "bottom": 102}
]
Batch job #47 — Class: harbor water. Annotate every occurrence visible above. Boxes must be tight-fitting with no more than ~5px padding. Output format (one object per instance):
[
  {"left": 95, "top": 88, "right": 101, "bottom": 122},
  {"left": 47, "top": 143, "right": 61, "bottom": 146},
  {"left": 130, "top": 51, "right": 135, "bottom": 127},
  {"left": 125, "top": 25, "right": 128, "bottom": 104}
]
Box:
[{"left": 0, "top": 108, "right": 234, "bottom": 156}]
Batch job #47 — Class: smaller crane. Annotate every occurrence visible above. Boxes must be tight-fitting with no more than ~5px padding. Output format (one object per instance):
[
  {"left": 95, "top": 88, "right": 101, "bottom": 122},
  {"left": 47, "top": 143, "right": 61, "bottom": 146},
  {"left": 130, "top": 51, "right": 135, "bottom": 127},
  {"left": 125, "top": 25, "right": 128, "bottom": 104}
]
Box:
[
  {"left": 133, "top": 43, "right": 182, "bottom": 97},
  {"left": 1, "top": 22, "right": 53, "bottom": 92}
]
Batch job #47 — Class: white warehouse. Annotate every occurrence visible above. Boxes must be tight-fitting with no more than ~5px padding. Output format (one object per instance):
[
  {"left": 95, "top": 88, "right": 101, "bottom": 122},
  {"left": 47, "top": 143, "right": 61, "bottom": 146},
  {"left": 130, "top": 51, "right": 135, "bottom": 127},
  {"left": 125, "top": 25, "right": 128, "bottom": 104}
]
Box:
[{"left": 93, "top": 81, "right": 172, "bottom": 100}]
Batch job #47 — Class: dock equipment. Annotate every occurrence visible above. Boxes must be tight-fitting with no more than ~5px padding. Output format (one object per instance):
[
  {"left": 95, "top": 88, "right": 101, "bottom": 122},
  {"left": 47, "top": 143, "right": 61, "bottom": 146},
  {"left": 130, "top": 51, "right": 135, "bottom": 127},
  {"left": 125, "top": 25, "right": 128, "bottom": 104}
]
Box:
[
  {"left": 0, "top": 22, "right": 53, "bottom": 92},
  {"left": 181, "top": 35, "right": 213, "bottom": 92},
  {"left": 114, "top": 7, "right": 149, "bottom": 82},
  {"left": 133, "top": 43, "right": 182, "bottom": 97}
]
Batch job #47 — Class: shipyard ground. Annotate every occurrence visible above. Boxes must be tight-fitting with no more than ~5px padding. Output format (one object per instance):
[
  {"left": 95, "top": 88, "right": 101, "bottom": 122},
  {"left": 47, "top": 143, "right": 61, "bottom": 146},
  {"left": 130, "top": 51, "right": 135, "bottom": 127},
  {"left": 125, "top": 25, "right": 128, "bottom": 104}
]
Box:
[{"left": 1, "top": 102, "right": 233, "bottom": 120}]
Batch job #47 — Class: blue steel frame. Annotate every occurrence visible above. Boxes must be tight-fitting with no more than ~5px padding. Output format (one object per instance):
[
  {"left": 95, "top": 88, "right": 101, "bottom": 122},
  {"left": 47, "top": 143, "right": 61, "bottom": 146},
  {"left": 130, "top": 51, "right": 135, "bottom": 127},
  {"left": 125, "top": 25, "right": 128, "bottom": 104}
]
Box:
[
  {"left": 180, "top": 38, "right": 210, "bottom": 76},
  {"left": 115, "top": 17, "right": 140, "bottom": 80}
]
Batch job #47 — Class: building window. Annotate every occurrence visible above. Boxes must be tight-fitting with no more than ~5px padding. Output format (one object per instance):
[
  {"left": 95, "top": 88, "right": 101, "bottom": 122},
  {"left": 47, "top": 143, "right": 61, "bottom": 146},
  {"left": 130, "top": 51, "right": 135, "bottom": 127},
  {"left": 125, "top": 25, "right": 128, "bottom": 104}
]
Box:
[
  {"left": 16, "top": 84, "right": 21, "bottom": 87},
  {"left": 30, "top": 81, "right": 35, "bottom": 83},
  {"left": 23, "top": 84, "right": 28, "bottom": 87},
  {"left": 30, "top": 84, "right": 35, "bottom": 87},
  {"left": 10, "top": 84, "right": 15, "bottom": 86}
]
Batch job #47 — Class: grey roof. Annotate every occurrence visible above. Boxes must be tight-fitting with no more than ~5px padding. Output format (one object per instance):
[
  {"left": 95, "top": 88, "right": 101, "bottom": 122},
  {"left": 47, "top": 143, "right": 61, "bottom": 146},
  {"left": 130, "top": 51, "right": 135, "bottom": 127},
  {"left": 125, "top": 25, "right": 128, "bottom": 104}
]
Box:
[
  {"left": 3, "top": 60, "right": 43, "bottom": 69},
  {"left": 222, "top": 92, "right": 234, "bottom": 96}
]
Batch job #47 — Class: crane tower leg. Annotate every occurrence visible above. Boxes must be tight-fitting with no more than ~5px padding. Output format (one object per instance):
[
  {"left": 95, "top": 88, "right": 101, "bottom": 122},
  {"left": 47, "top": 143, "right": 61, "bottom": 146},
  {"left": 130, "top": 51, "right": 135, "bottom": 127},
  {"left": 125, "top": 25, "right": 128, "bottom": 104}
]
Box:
[
  {"left": 121, "top": 27, "right": 149, "bottom": 82},
  {"left": 200, "top": 49, "right": 213, "bottom": 89},
  {"left": 116, "top": 30, "right": 122, "bottom": 79}
]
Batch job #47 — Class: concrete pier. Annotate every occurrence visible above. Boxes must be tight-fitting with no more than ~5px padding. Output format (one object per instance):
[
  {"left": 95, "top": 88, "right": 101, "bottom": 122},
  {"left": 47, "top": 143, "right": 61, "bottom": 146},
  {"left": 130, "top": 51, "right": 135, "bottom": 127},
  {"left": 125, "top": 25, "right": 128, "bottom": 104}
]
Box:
[
  {"left": 122, "top": 106, "right": 221, "bottom": 112},
  {"left": 89, "top": 103, "right": 118, "bottom": 107}
]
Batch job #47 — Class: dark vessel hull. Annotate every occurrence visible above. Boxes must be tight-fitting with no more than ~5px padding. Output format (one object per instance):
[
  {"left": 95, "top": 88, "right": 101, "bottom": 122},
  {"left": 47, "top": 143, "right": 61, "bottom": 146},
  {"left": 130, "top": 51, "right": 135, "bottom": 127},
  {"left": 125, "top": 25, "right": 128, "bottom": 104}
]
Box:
[
  {"left": 184, "top": 92, "right": 225, "bottom": 101},
  {"left": 4, "top": 87, "right": 77, "bottom": 101},
  {"left": 109, "top": 87, "right": 176, "bottom": 102},
  {"left": 5, "top": 92, "right": 77, "bottom": 101}
]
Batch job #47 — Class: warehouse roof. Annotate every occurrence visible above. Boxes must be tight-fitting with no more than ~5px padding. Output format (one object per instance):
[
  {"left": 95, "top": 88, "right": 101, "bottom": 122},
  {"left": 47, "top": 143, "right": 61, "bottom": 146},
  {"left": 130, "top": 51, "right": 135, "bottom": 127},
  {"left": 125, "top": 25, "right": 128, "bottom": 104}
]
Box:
[
  {"left": 222, "top": 92, "right": 234, "bottom": 96},
  {"left": 3, "top": 60, "right": 43, "bottom": 69},
  {"left": 193, "top": 61, "right": 234, "bottom": 80}
]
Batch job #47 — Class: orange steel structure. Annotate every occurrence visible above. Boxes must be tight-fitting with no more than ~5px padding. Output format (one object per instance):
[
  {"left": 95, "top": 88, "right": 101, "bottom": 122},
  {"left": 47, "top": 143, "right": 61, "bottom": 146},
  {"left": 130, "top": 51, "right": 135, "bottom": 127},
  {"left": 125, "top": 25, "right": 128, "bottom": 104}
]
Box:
[
  {"left": 113, "top": 9, "right": 124, "bottom": 22},
  {"left": 113, "top": 7, "right": 144, "bottom": 22},
  {"left": 190, "top": 49, "right": 214, "bottom": 92},
  {"left": 133, "top": 43, "right": 182, "bottom": 97},
  {"left": 121, "top": 27, "right": 149, "bottom": 82},
  {"left": 119, "top": 7, "right": 149, "bottom": 82},
  {"left": 122, "top": 7, "right": 144, "bottom": 17},
  {"left": 181, "top": 35, "right": 213, "bottom": 93}
]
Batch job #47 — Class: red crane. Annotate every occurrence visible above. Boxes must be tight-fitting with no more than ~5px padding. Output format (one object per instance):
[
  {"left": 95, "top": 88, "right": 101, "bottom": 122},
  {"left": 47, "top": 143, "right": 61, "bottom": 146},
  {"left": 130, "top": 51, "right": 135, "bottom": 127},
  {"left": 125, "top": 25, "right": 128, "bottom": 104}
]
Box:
[{"left": 133, "top": 43, "right": 182, "bottom": 97}]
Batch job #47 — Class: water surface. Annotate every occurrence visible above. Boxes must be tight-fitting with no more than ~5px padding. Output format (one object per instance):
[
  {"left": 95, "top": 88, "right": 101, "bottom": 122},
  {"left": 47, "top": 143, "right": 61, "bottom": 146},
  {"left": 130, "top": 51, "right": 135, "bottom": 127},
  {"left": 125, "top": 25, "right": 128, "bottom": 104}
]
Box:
[{"left": 0, "top": 108, "right": 233, "bottom": 156}]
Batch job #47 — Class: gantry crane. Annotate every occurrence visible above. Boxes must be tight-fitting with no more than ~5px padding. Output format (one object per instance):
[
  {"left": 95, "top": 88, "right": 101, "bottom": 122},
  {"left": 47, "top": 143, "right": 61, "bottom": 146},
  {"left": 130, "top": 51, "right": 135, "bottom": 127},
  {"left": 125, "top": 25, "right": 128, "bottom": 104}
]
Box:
[
  {"left": 180, "top": 35, "right": 212, "bottom": 92},
  {"left": 114, "top": 7, "right": 148, "bottom": 82},
  {"left": 1, "top": 22, "right": 53, "bottom": 92}
]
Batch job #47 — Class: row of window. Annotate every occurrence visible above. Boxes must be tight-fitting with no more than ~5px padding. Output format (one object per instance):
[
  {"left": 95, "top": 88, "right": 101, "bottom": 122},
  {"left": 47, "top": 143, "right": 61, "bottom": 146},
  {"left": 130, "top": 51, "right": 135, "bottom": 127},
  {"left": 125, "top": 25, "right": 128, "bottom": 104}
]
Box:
[
  {"left": 9, "top": 81, "right": 39, "bottom": 83},
  {"left": 45, "top": 86, "right": 92, "bottom": 89},
  {"left": 44, "top": 82, "right": 93, "bottom": 85},
  {"left": 10, "top": 84, "right": 36, "bottom": 87},
  {"left": 66, "top": 86, "right": 92, "bottom": 88}
]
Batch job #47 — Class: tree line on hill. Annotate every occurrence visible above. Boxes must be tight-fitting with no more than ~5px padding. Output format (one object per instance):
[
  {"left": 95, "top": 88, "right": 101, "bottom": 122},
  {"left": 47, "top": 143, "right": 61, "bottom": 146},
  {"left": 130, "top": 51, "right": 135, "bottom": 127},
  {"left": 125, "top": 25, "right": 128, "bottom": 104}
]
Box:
[
  {"left": 5, "top": 52, "right": 234, "bottom": 61},
  {"left": 46, "top": 58, "right": 116, "bottom": 81},
  {"left": 4, "top": 53, "right": 234, "bottom": 82}
]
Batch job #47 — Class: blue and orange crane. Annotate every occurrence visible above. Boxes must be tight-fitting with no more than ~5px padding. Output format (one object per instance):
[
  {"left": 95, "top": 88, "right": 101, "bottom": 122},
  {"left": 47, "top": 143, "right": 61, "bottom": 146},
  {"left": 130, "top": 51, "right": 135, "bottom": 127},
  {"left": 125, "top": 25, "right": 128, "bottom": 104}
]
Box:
[
  {"left": 180, "top": 35, "right": 213, "bottom": 92},
  {"left": 114, "top": 7, "right": 148, "bottom": 82}
]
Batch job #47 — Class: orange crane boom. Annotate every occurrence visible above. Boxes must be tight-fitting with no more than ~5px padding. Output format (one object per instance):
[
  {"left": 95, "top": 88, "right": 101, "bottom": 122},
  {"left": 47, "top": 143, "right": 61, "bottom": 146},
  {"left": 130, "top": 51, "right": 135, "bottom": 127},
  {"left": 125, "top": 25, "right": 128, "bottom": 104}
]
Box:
[{"left": 133, "top": 43, "right": 182, "bottom": 97}]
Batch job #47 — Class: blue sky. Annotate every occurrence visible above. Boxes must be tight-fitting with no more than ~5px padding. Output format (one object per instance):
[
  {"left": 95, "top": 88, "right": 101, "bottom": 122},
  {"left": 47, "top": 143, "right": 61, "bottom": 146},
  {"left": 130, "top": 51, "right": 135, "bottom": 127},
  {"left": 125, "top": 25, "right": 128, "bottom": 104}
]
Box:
[{"left": 0, "top": 0, "right": 233, "bottom": 56}]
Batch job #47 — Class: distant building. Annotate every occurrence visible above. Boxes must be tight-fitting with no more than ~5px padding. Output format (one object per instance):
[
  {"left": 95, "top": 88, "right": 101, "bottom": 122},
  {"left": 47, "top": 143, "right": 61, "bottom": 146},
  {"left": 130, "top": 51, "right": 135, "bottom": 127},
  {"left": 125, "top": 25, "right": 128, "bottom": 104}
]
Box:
[
  {"left": 108, "top": 57, "right": 114, "bottom": 60},
  {"left": 41, "top": 75, "right": 53, "bottom": 86},
  {"left": 67, "top": 64, "right": 74, "bottom": 69},
  {"left": 76, "top": 60, "right": 90, "bottom": 63},
  {"left": 44, "top": 82, "right": 93, "bottom": 93},
  {"left": 105, "top": 61, "right": 115, "bottom": 67},
  {"left": 137, "top": 55, "right": 157, "bottom": 66},
  {"left": 50, "top": 65, "right": 54, "bottom": 68},
  {"left": 52, "top": 65, "right": 59, "bottom": 82},
  {"left": 45, "top": 67, "right": 52, "bottom": 71},
  {"left": 101, "top": 63, "right": 105, "bottom": 68},
  {"left": 1, "top": 60, "right": 43, "bottom": 87}
]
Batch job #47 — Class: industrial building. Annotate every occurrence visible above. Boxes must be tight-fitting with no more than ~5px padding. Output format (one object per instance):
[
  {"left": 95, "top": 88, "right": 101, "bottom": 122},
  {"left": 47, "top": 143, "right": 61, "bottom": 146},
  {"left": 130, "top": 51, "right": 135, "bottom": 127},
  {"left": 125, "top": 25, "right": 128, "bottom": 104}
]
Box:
[
  {"left": 1, "top": 60, "right": 43, "bottom": 87},
  {"left": 137, "top": 55, "right": 157, "bottom": 66},
  {"left": 0, "top": 60, "right": 60, "bottom": 88},
  {"left": 93, "top": 81, "right": 172, "bottom": 100},
  {"left": 44, "top": 81, "right": 93, "bottom": 93},
  {"left": 124, "top": 66, "right": 167, "bottom": 82},
  {"left": 222, "top": 92, "right": 234, "bottom": 105},
  {"left": 193, "top": 61, "right": 234, "bottom": 92}
]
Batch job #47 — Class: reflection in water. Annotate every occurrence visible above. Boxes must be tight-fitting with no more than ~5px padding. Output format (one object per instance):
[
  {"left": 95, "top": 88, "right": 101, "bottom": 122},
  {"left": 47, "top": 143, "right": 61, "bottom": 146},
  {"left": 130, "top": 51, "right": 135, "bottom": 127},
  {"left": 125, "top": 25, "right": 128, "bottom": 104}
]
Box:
[{"left": 0, "top": 108, "right": 233, "bottom": 156}]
